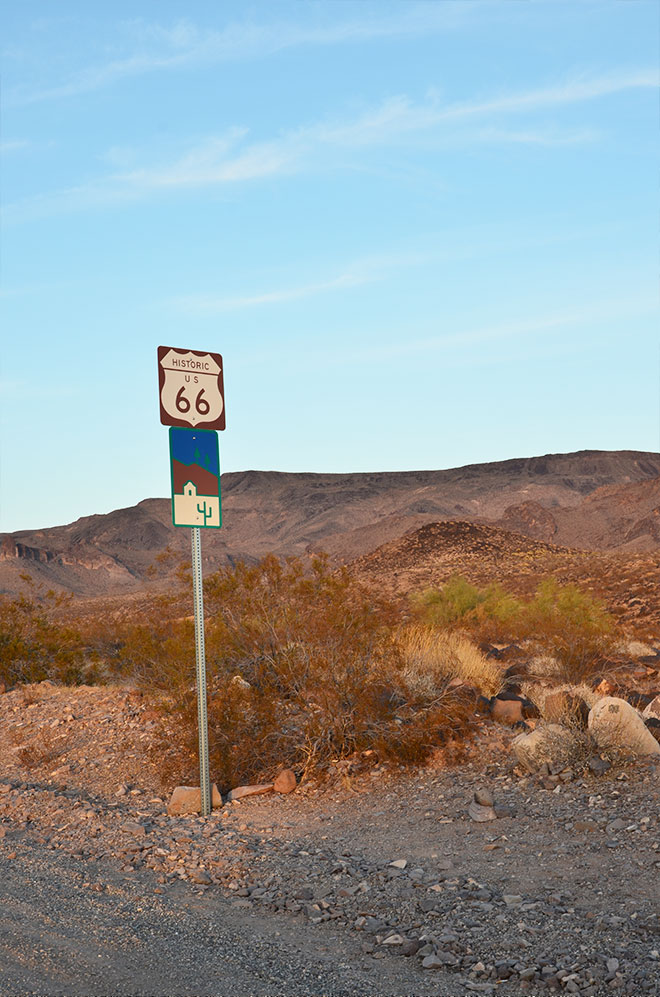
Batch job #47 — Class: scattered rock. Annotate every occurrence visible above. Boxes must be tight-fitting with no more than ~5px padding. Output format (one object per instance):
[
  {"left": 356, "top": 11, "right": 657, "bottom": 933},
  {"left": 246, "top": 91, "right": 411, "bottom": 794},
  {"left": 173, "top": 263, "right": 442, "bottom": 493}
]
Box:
[
  {"left": 594, "top": 679, "right": 616, "bottom": 696},
  {"left": 389, "top": 858, "right": 407, "bottom": 869},
  {"left": 227, "top": 783, "right": 275, "bottom": 801},
  {"left": 587, "top": 756, "right": 612, "bottom": 776},
  {"left": 273, "top": 769, "right": 297, "bottom": 795},
  {"left": 512, "top": 724, "right": 576, "bottom": 774},
  {"left": 167, "top": 784, "right": 223, "bottom": 815},
  {"left": 474, "top": 787, "right": 494, "bottom": 807},
  {"left": 468, "top": 793, "right": 498, "bottom": 822},
  {"left": 642, "top": 696, "right": 660, "bottom": 722},
  {"left": 121, "top": 821, "right": 147, "bottom": 836},
  {"left": 490, "top": 698, "right": 524, "bottom": 725},
  {"left": 188, "top": 868, "right": 212, "bottom": 885},
  {"left": 382, "top": 933, "right": 404, "bottom": 945},
  {"left": 422, "top": 954, "right": 446, "bottom": 970},
  {"left": 229, "top": 675, "right": 251, "bottom": 690},
  {"left": 544, "top": 691, "right": 589, "bottom": 728},
  {"left": 588, "top": 697, "right": 660, "bottom": 757}
]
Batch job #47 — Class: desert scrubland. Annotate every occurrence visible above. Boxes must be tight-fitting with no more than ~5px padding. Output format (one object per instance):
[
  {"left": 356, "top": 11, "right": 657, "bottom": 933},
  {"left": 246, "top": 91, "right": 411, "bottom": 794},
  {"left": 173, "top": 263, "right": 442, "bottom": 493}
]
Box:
[{"left": 1, "top": 451, "right": 659, "bottom": 995}]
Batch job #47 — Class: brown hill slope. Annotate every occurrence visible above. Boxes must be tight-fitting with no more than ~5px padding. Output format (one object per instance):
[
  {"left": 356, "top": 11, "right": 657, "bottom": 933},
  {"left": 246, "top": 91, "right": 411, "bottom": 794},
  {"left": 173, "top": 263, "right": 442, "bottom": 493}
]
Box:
[
  {"left": 493, "top": 476, "right": 660, "bottom": 552},
  {"left": 1, "top": 449, "right": 659, "bottom": 598},
  {"left": 352, "top": 520, "right": 660, "bottom": 633}
]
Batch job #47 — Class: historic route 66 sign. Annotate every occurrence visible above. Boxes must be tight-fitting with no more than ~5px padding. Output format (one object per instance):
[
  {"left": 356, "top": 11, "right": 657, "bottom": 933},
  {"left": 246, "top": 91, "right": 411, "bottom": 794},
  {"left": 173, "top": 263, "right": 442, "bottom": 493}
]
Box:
[{"left": 158, "top": 345, "right": 226, "bottom": 430}]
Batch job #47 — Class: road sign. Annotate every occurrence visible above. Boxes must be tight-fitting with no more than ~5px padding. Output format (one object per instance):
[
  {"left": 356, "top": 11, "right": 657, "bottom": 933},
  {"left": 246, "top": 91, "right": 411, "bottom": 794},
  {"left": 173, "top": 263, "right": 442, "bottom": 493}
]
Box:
[
  {"left": 169, "top": 427, "right": 222, "bottom": 529},
  {"left": 158, "top": 345, "right": 226, "bottom": 430}
]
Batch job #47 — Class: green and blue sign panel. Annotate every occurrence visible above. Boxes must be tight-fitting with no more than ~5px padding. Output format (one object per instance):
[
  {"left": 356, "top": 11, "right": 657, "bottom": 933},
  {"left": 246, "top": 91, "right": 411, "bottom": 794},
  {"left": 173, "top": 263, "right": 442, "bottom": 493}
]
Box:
[{"left": 169, "top": 427, "right": 221, "bottom": 529}]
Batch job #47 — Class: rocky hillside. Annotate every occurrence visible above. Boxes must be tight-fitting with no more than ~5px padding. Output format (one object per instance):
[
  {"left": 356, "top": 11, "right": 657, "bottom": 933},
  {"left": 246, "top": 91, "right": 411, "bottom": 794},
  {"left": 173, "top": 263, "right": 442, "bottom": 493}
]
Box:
[{"left": 1, "top": 449, "right": 660, "bottom": 598}]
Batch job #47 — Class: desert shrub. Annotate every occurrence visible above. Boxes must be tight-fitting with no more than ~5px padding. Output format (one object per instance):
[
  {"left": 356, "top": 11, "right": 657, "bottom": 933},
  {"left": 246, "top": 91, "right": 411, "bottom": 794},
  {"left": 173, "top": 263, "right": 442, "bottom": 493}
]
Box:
[
  {"left": 523, "top": 578, "right": 614, "bottom": 682},
  {"left": 398, "top": 625, "right": 503, "bottom": 698},
  {"left": 412, "top": 576, "right": 524, "bottom": 639},
  {"left": 133, "top": 554, "right": 481, "bottom": 790},
  {"left": 412, "top": 576, "right": 485, "bottom": 626},
  {"left": 9, "top": 726, "right": 62, "bottom": 770},
  {"left": 411, "top": 575, "right": 615, "bottom": 682},
  {"left": 0, "top": 591, "right": 87, "bottom": 688}
]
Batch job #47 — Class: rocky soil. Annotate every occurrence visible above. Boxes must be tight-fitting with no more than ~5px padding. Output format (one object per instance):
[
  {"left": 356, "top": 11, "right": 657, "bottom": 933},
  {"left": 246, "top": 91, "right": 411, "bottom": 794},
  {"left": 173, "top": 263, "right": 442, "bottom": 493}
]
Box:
[{"left": 1, "top": 683, "right": 659, "bottom": 996}]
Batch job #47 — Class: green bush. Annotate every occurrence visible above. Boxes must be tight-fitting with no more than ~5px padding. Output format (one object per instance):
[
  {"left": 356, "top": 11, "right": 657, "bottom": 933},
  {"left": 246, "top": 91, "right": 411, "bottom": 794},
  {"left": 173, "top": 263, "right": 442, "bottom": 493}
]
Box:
[
  {"left": 412, "top": 576, "right": 524, "bottom": 634},
  {"left": 411, "top": 575, "right": 615, "bottom": 682},
  {"left": 524, "top": 578, "right": 614, "bottom": 681}
]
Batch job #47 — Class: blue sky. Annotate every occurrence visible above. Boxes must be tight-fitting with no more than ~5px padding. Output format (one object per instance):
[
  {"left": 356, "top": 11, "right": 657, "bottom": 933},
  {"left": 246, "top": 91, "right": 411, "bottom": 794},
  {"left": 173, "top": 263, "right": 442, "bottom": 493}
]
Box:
[{"left": 1, "top": 1, "right": 658, "bottom": 533}]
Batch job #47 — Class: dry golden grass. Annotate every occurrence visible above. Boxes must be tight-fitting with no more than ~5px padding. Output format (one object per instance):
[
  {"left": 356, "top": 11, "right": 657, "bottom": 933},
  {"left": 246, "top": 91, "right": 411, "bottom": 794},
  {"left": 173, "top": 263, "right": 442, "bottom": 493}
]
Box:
[{"left": 398, "top": 625, "right": 503, "bottom": 699}]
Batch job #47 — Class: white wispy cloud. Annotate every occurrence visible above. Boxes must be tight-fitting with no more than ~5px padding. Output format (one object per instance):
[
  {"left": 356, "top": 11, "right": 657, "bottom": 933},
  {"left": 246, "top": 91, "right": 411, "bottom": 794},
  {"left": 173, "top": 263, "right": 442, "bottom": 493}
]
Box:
[
  {"left": 6, "top": 5, "right": 475, "bottom": 106},
  {"left": 174, "top": 273, "right": 368, "bottom": 313},
  {"left": 170, "top": 251, "right": 431, "bottom": 313},
  {"left": 345, "top": 296, "right": 659, "bottom": 363},
  {"left": 4, "top": 69, "right": 655, "bottom": 222},
  {"left": 0, "top": 139, "right": 30, "bottom": 154}
]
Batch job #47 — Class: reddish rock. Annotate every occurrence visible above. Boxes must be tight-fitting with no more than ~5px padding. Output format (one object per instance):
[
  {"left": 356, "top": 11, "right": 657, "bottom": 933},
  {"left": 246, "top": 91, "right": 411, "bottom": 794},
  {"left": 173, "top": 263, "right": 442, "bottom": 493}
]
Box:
[
  {"left": 544, "top": 691, "right": 589, "bottom": 728},
  {"left": 273, "top": 768, "right": 297, "bottom": 794},
  {"left": 167, "top": 784, "right": 223, "bottom": 816},
  {"left": 227, "top": 783, "right": 274, "bottom": 801},
  {"left": 490, "top": 698, "right": 523, "bottom": 725}
]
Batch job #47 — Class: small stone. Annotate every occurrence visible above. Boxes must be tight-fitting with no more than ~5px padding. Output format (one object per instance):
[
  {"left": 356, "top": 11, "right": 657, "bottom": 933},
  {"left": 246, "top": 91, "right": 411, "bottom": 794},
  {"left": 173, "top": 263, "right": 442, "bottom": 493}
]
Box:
[
  {"left": 503, "top": 894, "right": 523, "bottom": 906},
  {"left": 273, "top": 768, "right": 297, "bottom": 794},
  {"left": 588, "top": 756, "right": 612, "bottom": 776},
  {"left": 227, "top": 783, "right": 274, "bottom": 801},
  {"left": 491, "top": 698, "right": 524, "bottom": 725},
  {"left": 121, "top": 821, "right": 147, "bottom": 836},
  {"left": 512, "top": 724, "right": 577, "bottom": 773},
  {"left": 188, "top": 868, "right": 212, "bottom": 885},
  {"left": 422, "top": 954, "right": 445, "bottom": 970},
  {"left": 389, "top": 858, "right": 407, "bottom": 869},
  {"left": 382, "top": 933, "right": 405, "bottom": 945},
  {"left": 544, "top": 691, "right": 589, "bottom": 727},
  {"left": 606, "top": 819, "right": 626, "bottom": 835},
  {"left": 468, "top": 800, "right": 497, "bottom": 822},
  {"left": 474, "top": 787, "right": 494, "bottom": 807},
  {"left": 643, "top": 696, "right": 660, "bottom": 721},
  {"left": 167, "top": 784, "right": 223, "bottom": 815}
]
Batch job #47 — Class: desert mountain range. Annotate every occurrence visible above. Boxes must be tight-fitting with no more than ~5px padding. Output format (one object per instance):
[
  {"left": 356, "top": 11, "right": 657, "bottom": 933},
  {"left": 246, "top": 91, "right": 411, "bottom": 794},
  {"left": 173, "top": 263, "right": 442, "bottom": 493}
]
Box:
[{"left": 2, "top": 449, "right": 660, "bottom": 602}]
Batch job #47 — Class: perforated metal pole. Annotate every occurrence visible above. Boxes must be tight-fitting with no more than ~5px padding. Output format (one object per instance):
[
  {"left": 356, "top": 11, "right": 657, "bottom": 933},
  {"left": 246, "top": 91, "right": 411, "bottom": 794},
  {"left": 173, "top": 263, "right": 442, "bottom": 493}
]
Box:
[{"left": 191, "top": 526, "right": 211, "bottom": 816}]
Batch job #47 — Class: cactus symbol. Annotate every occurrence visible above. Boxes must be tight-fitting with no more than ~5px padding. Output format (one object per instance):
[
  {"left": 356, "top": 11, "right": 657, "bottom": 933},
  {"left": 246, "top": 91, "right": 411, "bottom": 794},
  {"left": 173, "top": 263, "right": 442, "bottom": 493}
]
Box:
[{"left": 197, "top": 501, "right": 212, "bottom": 525}]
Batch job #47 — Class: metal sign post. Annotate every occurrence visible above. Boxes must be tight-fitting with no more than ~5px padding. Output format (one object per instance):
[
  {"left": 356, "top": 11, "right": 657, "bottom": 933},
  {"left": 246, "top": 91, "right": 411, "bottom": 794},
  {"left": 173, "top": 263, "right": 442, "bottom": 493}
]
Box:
[
  {"left": 191, "top": 527, "right": 211, "bottom": 816},
  {"left": 158, "top": 346, "right": 226, "bottom": 818}
]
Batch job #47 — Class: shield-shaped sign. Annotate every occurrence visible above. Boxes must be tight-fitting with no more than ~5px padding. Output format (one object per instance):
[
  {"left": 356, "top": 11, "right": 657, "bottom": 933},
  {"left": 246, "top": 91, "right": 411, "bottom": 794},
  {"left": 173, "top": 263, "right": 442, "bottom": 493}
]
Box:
[{"left": 158, "top": 346, "right": 226, "bottom": 430}]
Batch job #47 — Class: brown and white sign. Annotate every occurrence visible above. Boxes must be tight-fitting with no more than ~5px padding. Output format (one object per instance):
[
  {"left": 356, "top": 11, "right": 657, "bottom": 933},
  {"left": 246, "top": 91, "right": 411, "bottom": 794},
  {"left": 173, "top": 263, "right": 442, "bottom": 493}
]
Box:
[{"left": 157, "top": 346, "right": 226, "bottom": 430}]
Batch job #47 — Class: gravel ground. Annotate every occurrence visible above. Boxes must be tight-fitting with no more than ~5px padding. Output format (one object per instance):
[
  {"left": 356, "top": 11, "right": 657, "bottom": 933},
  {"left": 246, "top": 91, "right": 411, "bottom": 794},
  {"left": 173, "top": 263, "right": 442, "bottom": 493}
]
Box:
[{"left": 1, "top": 683, "right": 659, "bottom": 996}]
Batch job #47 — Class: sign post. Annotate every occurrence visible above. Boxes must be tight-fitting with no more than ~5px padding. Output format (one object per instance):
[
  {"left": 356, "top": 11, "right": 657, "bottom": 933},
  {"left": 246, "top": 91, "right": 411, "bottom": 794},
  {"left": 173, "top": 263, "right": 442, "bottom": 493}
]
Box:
[
  {"left": 191, "top": 526, "right": 210, "bottom": 817},
  {"left": 158, "top": 347, "right": 226, "bottom": 817}
]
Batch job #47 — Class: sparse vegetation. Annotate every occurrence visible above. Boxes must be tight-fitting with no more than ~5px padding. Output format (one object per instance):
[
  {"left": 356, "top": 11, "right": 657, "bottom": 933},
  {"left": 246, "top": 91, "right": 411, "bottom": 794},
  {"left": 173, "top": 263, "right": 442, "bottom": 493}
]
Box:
[
  {"left": 398, "top": 625, "right": 503, "bottom": 699},
  {"left": 0, "top": 557, "right": 623, "bottom": 791},
  {"left": 0, "top": 587, "right": 89, "bottom": 688},
  {"left": 116, "top": 555, "right": 489, "bottom": 789},
  {"left": 412, "top": 575, "right": 615, "bottom": 682}
]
